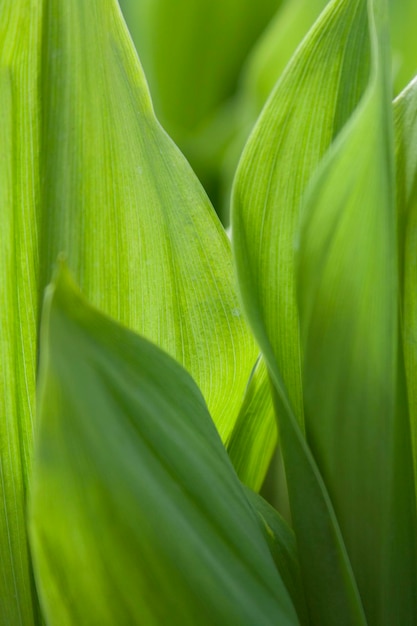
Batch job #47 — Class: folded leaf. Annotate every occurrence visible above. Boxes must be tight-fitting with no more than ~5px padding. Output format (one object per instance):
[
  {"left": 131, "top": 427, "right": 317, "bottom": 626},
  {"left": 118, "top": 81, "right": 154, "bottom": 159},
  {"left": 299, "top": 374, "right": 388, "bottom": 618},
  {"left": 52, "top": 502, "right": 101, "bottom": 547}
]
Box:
[
  {"left": 395, "top": 76, "right": 417, "bottom": 495},
  {"left": 233, "top": 0, "right": 370, "bottom": 428},
  {"left": 297, "top": 3, "right": 417, "bottom": 625},
  {"left": 227, "top": 357, "right": 277, "bottom": 491},
  {"left": 29, "top": 266, "right": 299, "bottom": 626},
  {"left": 232, "top": 0, "right": 387, "bottom": 623},
  {"left": 0, "top": 5, "right": 42, "bottom": 623},
  {"left": 39, "top": 0, "right": 263, "bottom": 447}
]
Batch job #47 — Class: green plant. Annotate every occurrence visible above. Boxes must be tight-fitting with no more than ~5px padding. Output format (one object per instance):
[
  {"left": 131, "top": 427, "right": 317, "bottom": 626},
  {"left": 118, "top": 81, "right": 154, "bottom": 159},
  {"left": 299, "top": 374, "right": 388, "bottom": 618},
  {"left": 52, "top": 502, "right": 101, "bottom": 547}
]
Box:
[{"left": 1, "top": 0, "right": 417, "bottom": 624}]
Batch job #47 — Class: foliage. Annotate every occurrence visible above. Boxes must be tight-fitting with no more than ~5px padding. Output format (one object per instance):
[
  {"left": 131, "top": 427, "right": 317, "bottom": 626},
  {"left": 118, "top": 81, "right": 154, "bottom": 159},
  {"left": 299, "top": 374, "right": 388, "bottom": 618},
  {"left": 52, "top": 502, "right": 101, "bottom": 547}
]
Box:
[{"left": 1, "top": 0, "right": 417, "bottom": 624}]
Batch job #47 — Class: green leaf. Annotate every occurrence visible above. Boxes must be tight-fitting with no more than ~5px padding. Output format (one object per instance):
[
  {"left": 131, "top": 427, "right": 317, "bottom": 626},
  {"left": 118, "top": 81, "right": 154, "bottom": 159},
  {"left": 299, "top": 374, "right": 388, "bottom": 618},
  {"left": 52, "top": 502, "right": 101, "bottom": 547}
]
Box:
[
  {"left": 118, "top": 0, "right": 281, "bottom": 140},
  {"left": 239, "top": 0, "right": 329, "bottom": 114},
  {"left": 389, "top": 0, "right": 417, "bottom": 93},
  {"left": 0, "top": 5, "right": 42, "bottom": 623},
  {"left": 232, "top": 0, "right": 385, "bottom": 623},
  {"left": 297, "top": 4, "right": 417, "bottom": 626},
  {"left": 395, "top": 76, "right": 417, "bottom": 495},
  {"left": 29, "top": 266, "right": 299, "bottom": 626},
  {"left": 243, "top": 487, "right": 309, "bottom": 626},
  {"left": 232, "top": 0, "right": 370, "bottom": 428},
  {"left": 227, "top": 357, "right": 277, "bottom": 492},
  {"left": 39, "top": 0, "right": 263, "bottom": 446}
]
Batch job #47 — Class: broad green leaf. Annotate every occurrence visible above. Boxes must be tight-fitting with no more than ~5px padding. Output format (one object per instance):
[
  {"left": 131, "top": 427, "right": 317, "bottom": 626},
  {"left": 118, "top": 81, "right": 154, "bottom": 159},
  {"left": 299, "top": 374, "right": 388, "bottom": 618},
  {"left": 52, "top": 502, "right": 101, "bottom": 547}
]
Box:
[
  {"left": 233, "top": 0, "right": 380, "bottom": 623},
  {"left": 0, "top": 5, "right": 42, "bottom": 624},
  {"left": 227, "top": 357, "right": 277, "bottom": 492},
  {"left": 233, "top": 0, "right": 370, "bottom": 431},
  {"left": 29, "top": 266, "right": 299, "bottom": 626},
  {"left": 39, "top": 0, "right": 263, "bottom": 446},
  {"left": 243, "top": 487, "right": 309, "bottom": 626},
  {"left": 395, "top": 76, "right": 417, "bottom": 495},
  {"left": 297, "top": 4, "right": 417, "bottom": 626}
]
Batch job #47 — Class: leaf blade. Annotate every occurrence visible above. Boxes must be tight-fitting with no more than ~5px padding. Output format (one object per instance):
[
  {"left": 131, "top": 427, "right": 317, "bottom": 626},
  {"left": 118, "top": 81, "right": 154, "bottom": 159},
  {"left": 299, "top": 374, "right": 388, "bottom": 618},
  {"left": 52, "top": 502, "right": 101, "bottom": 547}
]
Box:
[
  {"left": 29, "top": 267, "right": 299, "bottom": 626},
  {"left": 0, "top": 4, "right": 42, "bottom": 622},
  {"left": 38, "top": 0, "right": 265, "bottom": 447},
  {"left": 297, "top": 3, "right": 417, "bottom": 624}
]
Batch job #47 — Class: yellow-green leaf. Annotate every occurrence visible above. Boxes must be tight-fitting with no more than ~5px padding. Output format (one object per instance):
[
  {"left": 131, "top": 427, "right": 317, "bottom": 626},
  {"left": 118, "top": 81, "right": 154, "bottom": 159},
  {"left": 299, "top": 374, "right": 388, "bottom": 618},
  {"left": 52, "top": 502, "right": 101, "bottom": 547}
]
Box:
[
  {"left": 39, "top": 0, "right": 262, "bottom": 445},
  {"left": 232, "top": 0, "right": 387, "bottom": 623},
  {"left": 0, "top": 4, "right": 42, "bottom": 623}
]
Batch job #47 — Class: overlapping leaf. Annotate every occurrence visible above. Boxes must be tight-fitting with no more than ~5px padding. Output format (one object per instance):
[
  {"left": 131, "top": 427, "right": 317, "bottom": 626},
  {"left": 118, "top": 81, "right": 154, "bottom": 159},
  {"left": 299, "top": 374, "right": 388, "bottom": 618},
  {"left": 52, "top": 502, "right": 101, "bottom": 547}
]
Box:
[
  {"left": 29, "top": 267, "right": 299, "bottom": 626},
  {"left": 297, "top": 0, "right": 417, "bottom": 620},
  {"left": 0, "top": 0, "right": 276, "bottom": 621},
  {"left": 232, "top": 0, "right": 409, "bottom": 623},
  {"left": 233, "top": 0, "right": 371, "bottom": 430},
  {"left": 221, "top": 0, "right": 417, "bottom": 218},
  {"left": 0, "top": 5, "right": 42, "bottom": 624},
  {"left": 389, "top": 0, "right": 417, "bottom": 92}
]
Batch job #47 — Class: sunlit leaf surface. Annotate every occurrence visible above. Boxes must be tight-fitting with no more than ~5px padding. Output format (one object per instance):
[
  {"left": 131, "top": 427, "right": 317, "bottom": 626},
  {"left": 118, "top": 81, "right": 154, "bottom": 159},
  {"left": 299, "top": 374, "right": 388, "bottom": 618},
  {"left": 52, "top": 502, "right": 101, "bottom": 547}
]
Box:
[
  {"left": 227, "top": 358, "right": 277, "bottom": 491},
  {"left": 39, "top": 0, "right": 261, "bottom": 443},
  {"left": 29, "top": 267, "right": 299, "bottom": 626},
  {"left": 0, "top": 0, "right": 276, "bottom": 620},
  {"left": 0, "top": 4, "right": 42, "bottom": 623}
]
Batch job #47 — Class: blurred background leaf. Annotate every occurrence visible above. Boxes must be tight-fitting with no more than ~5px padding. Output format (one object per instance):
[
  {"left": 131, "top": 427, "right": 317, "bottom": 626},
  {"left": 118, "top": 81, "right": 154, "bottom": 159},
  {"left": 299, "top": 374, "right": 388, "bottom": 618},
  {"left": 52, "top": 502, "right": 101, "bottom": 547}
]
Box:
[
  {"left": 118, "top": 0, "right": 282, "bottom": 207},
  {"left": 30, "top": 267, "right": 299, "bottom": 626},
  {"left": 395, "top": 77, "right": 417, "bottom": 500},
  {"left": 120, "top": 0, "right": 417, "bottom": 220}
]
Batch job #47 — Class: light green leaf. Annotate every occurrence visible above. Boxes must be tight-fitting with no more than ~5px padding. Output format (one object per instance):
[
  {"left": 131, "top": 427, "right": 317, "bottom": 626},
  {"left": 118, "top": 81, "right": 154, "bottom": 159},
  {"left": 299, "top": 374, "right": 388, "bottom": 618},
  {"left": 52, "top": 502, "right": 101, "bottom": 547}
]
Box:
[
  {"left": 233, "top": 0, "right": 381, "bottom": 623},
  {"left": 39, "top": 0, "right": 262, "bottom": 445},
  {"left": 227, "top": 357, "right": 277, "bottom": 492},
  {"left": 29, "top": 266, "right": 299, "bottom": 626},
  {"left": 0, "top": 5, "right": 42, "bottom": 624},
  {"left": 233, "top": 0, "right": 370, "bottom": 432},
  {"left": 395, "top": 76, "right": 417, "bottom": 495},
  {"left": 297, "top": 4, "right": 417, "bottom": 626}
]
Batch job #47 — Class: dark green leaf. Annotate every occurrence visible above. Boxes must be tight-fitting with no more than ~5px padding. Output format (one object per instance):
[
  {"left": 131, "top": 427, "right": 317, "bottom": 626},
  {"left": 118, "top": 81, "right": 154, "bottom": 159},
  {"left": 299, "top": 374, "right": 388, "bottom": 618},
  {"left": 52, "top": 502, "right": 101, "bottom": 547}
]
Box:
[{"left": 29, "top": 266, "right": 299, "bottom": 626}]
